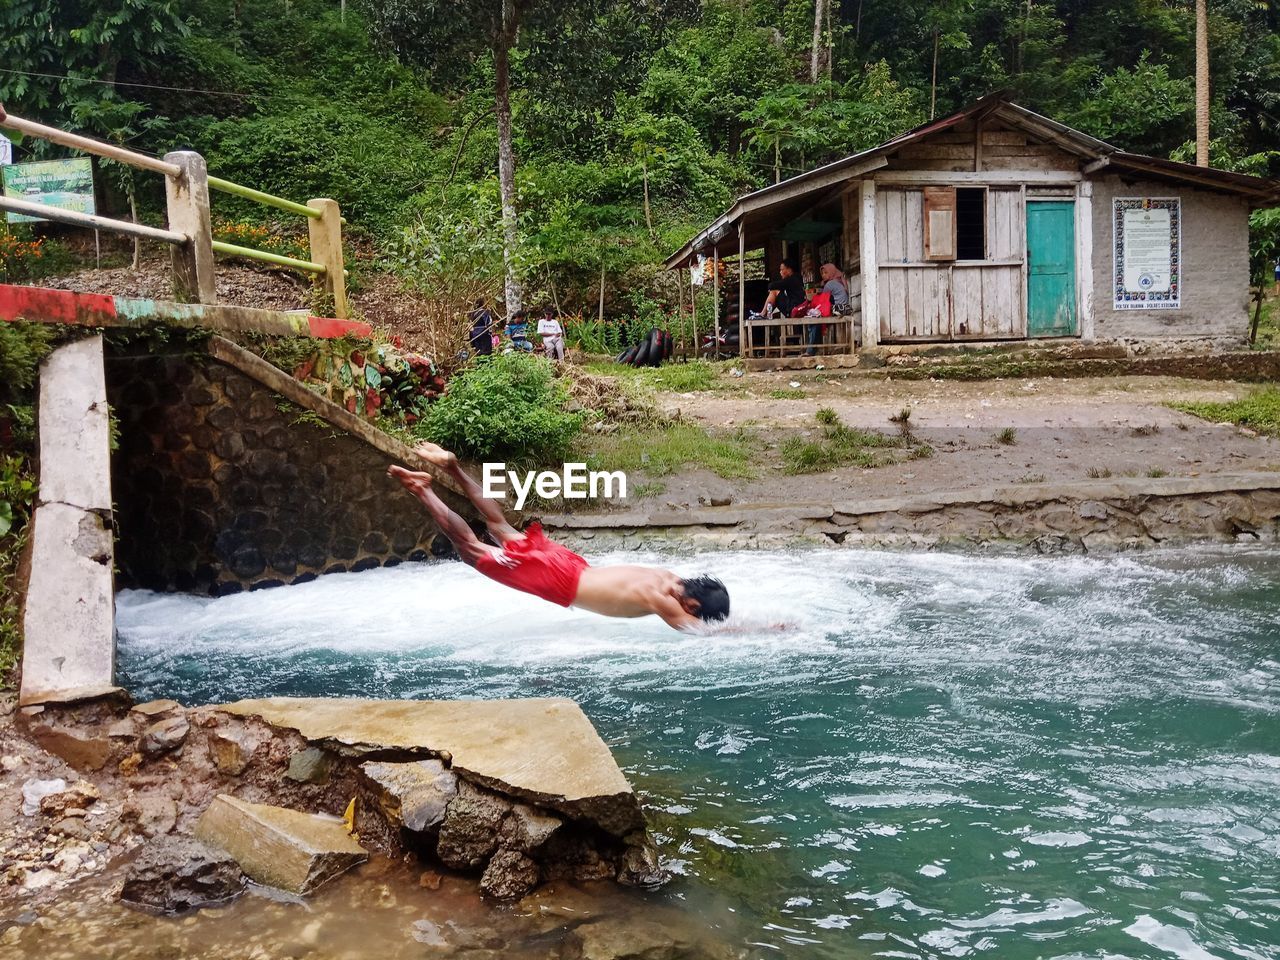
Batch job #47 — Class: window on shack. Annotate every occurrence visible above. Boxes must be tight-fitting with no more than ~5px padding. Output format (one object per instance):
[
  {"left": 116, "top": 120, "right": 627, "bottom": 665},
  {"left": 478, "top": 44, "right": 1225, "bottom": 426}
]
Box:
[
  {"left": 923, "top": 186, "right": 987, "bottom": 261},
  {"left": 956, "top": 188, "right": 986, "bottom": 260}
]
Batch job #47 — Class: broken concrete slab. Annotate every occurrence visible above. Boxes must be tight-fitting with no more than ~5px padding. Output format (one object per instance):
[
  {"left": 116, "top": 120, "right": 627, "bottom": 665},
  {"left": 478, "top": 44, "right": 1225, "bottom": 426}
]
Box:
[
  {"left": 360, "top": 758, "right": 457, "bottom": 833},
  {"left": 217, "top": 697, "right": 644, "bottom": 834},
  {"left": 19, "top": 504, "right": 115, "bottom": 707},
  {"left": 194, "top": 794, "right": 367, "bottom": 895}
]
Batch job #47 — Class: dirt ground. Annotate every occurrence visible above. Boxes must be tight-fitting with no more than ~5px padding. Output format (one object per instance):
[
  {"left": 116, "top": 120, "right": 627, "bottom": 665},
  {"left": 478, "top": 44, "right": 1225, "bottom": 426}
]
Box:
[{"left": 641, "top": 370, "right": 1280, "bottom": 509}]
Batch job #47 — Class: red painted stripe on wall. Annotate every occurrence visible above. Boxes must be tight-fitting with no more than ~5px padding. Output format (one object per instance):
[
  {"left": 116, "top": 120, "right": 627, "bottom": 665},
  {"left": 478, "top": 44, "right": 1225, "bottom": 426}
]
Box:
[
  {"left": 307, "top": 316, "right": 373, "bottom": 338},
  {"left": 0, "top": 284, "right": 118, "bottom": 325}
]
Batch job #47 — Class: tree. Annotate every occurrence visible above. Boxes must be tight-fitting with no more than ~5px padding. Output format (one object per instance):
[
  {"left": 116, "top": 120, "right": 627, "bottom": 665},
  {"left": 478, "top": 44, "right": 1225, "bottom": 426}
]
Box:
[
  {"left": 1196, "top": 0, "right": 1211, "bottom": 165},
  {"left": 811, "top": 0, "right": 829, "bottom": 82},
  {"left": 741, "top": 86, "right": 818, "bottom": 183},
  {"left": 363, "top": 0, "right": 603, "bottom": 314},
  {"left": 0, "top": 0, "right": 186, "bottom": 127}
]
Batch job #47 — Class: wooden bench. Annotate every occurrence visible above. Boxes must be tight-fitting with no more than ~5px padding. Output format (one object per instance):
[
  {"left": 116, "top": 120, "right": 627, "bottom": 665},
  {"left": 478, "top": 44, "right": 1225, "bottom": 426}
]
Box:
[{"left": 742, "top": 314, "right": 858, "bottom": 358}]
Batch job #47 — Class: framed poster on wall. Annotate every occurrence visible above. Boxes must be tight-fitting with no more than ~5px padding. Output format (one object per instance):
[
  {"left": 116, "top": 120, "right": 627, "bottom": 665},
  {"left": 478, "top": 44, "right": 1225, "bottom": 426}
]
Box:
[{"left": 1113, "top": 197, "right": 1181, "bottom": 309}]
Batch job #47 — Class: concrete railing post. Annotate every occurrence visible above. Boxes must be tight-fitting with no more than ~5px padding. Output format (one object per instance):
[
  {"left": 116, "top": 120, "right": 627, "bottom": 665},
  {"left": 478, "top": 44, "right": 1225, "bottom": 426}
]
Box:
[
  {"left": 164, "top": 151, "right": 216, "bottom": 304},
  {"left": 307, "top": 198, "right": 348, "bottom": 318}
]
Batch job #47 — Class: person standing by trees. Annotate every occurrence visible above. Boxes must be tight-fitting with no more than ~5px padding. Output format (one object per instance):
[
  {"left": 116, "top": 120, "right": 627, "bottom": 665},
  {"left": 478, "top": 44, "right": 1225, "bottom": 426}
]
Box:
[
  {"left": 537, "top": 307, "right": 566, "bottom": 362},
  {"left": 467, "top": 298, "right": 495, "bottom": 357}
]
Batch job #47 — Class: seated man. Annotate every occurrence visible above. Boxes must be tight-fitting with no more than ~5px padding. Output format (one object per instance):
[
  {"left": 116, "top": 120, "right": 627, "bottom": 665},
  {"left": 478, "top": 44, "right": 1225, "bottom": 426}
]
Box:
[
  {"left": 759, "top": 257, "right": 805, "bottom": 318},
  {"left": 387, "top": 443, "right": 730, "bottom": 631}
]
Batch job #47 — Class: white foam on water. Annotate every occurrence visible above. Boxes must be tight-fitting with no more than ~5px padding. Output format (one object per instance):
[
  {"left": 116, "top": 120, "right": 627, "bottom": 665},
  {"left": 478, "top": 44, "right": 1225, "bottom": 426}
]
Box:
[{"left": 113, "top": 545, "right": 1280, "bottom": 960}]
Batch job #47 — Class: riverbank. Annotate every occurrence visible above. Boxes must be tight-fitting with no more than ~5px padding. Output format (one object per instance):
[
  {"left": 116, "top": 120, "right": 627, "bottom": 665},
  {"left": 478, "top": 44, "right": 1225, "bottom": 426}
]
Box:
[
  {"left": 571, "top": 370, "right": 1280, "bottom": 514},
  {"left": 0, "top": 690, "right": 701, "bottom": 959}
]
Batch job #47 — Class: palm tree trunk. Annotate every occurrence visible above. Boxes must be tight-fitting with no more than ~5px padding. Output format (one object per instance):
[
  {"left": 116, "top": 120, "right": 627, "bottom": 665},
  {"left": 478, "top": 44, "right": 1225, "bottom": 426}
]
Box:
[
  {"left": 774, "top": 140, "right": 781, "bottom": 184},
  {"left": 1195, "top": 0, "right": 1210, "bottom": 166},
  {"left": 495, "top": 0, "right": 522, "bottom": 312}
]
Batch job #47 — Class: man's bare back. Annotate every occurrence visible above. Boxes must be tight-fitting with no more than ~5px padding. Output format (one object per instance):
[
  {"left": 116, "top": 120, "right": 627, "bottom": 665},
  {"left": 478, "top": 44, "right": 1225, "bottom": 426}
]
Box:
[{"left": 573, "top": 565, "right": 697, "bottom": 625}]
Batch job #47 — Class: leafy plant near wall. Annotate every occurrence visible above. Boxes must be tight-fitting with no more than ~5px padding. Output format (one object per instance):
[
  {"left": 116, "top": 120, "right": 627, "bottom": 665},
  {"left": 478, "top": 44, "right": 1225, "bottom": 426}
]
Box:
[
  {"left": 413, "top": 352, "right": 583, "bottom": 465},
  {"left": 0, "top": 323, "right": 58, "bottom": 686}
]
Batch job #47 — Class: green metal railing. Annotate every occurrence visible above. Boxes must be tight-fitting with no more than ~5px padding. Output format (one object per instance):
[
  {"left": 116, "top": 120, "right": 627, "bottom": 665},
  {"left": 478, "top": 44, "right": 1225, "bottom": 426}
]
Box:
[
  {"left": 210, "top": 240, "right": 325, "bottom": 274},
  {"left": 207, "top": 176, "right": 322, "bottom": 220}
]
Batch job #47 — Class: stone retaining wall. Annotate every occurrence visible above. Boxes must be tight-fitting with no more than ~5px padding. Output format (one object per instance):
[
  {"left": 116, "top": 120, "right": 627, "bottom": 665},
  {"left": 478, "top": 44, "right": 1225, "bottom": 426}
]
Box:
[
  {"left": 540, "top": 475, "right": 1280, "bottom": 554},
  {"left": 106, "top": 343, "right": 473, "bottom": 595}
]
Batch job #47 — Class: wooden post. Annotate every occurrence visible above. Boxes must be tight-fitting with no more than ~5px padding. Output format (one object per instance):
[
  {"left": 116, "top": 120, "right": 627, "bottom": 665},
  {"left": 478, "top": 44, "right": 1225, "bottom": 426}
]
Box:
[
  {"left": 1076, "top": 181, "right": 1094, "bottom": 340},
  {"left": 712, "top": 245, "right": 720, "bottom": 359},
  {"left": 307, "top": 198, "right": 348, "bottom": 318},
  {"left": 859, "top": 179, "right": 879, "bottom": 349},
  {"left": 689, "top": 267, "right": 697, "bottom": 362},
  {"left": 738, "top": 222, "right": 746, "bottom": 359},
  {"left": 164, "top": 151, "right": 215, "bottom": 304},
  {"left": 598, "top": 263, "right": 605, "bottom": 323}
]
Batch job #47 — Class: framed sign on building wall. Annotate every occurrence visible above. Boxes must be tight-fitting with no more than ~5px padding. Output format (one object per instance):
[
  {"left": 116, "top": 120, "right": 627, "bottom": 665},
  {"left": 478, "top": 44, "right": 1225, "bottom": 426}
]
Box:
[{"left": 1112, "top": 197, "right": 1181, "bottom": 309}]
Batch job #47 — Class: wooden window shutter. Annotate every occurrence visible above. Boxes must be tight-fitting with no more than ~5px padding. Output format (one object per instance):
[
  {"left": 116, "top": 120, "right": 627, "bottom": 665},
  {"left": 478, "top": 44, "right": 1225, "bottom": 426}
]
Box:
[{"left": 923, "top": 186, "right": 957, "bottom": 261}]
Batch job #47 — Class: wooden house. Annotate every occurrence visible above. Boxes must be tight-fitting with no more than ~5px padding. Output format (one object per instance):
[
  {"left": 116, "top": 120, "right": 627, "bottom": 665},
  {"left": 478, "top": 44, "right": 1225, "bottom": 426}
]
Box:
[{"left": 666, "top": 95, "right": 1280, "bottom": 357}]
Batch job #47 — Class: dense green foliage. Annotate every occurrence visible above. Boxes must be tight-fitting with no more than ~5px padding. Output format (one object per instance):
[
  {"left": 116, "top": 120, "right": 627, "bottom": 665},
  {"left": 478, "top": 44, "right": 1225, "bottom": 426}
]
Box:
[
  {"left": 414, "top": 352, "right": 584, "bottom": 463},
  {"left": 1, "top": 0, "right": 1279, "bottom": 320}
]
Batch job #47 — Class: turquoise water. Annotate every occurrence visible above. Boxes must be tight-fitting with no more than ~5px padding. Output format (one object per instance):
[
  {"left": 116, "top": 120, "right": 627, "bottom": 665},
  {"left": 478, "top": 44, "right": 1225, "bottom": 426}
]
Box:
[{"left": 116, "top": 547, "right": 1280, "bottom": 960}]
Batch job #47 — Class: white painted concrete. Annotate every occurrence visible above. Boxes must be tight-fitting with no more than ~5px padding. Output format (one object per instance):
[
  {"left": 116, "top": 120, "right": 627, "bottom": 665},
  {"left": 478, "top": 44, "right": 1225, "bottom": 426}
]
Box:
[
  {"left": 19, "top": 503, "right": 116, "bottom": 704},
  {"left": 36, "top": 335, "right": 112, "bottom": 511},
  {"left": 20, "top": 335, "right": 116, "bottom": 705}
]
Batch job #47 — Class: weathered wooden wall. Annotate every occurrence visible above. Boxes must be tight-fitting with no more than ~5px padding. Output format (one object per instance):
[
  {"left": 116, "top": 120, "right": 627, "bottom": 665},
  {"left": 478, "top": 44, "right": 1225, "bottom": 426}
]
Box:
[{"left": 874, "top": 185, "right": 1027, "bottom": 341}]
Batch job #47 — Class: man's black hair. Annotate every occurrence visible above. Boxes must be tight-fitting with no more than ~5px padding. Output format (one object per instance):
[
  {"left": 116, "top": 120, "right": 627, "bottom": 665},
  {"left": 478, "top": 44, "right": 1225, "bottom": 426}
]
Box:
[
  {"left": 780, "top": 257, "right": 798, "bottom": 271},
  {"left": 682, "top": 575, "right": 730, "bottom": 622}
]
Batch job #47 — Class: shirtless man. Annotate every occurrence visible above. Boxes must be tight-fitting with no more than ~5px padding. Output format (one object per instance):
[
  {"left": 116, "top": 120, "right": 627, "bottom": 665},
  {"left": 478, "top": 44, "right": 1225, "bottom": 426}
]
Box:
[{"left": 387, "top": 443, "right": 729, "bottom": 630}]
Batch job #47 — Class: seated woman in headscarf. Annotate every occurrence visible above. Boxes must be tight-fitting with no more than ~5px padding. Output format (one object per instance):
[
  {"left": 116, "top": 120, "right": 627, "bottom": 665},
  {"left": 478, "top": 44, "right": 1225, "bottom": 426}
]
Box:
[{"left": 819, "top": 263, "right": 851, "bottom": 314}]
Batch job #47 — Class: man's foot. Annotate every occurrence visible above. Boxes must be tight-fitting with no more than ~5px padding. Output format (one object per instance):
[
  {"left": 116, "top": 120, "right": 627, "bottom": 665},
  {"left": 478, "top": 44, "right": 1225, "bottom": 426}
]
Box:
[
  {"left": 387, "top": 464, "right": 433, "bottom": 498},
  {"left": 412, "top": 441, "right": 458, "bottom": 472}
]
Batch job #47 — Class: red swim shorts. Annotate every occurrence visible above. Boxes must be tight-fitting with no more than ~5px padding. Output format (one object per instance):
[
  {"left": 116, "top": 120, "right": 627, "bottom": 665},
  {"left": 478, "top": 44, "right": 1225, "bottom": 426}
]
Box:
[{"left": 472, "top": 522, "right": 589, "bottom": 607}]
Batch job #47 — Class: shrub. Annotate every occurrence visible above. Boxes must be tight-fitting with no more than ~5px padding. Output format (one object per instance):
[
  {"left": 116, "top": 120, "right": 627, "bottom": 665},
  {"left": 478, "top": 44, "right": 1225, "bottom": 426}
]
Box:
[
  {"left": 415, "top": 352, "right": 583, "bottom": 464},
  {"left": 0, "top": 322, "right": 56, "bottom": 400}
]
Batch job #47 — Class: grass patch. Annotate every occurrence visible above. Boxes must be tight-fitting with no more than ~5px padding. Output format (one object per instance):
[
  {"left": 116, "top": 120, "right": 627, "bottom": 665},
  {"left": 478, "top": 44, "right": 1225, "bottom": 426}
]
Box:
[
  {"left": 1169, "top": 387, "right": 1280, "bottom": 438},
  {"left": 579, "top": 360, "right": 724, "bottom": 393},
  {"left": 631, "top": 481, "right": 668, "bottom": 499},
  {"left": 782, "top": 410, "right": 925, "bottom": 474},
  {"left": 582, "top": 422, "right": 756, "bottom": 480},
  {"left": 1147, "top": 467, "right": 1169, "bottom": 478},
  {"left": 995, "top": 427, "right": 1017, "bottom": 445},
  {"left": 1016, "top": 473, "right": 1047, "bottom": 484},
  {"left": 1086, "top": 466, "right": 1113, "bottom": 478},
  {"left": 768, "top": 388, "right": 806, "bottom": 400},
  {"left": 1250, "top": 296, "right": 1278, "bottom": 350}
]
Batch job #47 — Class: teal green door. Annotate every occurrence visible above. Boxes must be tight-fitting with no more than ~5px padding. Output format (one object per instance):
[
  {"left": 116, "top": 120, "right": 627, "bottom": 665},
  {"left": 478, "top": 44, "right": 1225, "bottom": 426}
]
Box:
[{"left": 1026, "top": 201, "right": 1077, "bottom": 337}]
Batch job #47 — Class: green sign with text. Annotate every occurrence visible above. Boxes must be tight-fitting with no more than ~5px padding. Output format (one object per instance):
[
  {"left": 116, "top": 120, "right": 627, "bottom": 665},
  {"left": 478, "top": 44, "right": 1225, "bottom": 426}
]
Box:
[{"left": 3, "top": 157, "right": 96, "bottom": 224}]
